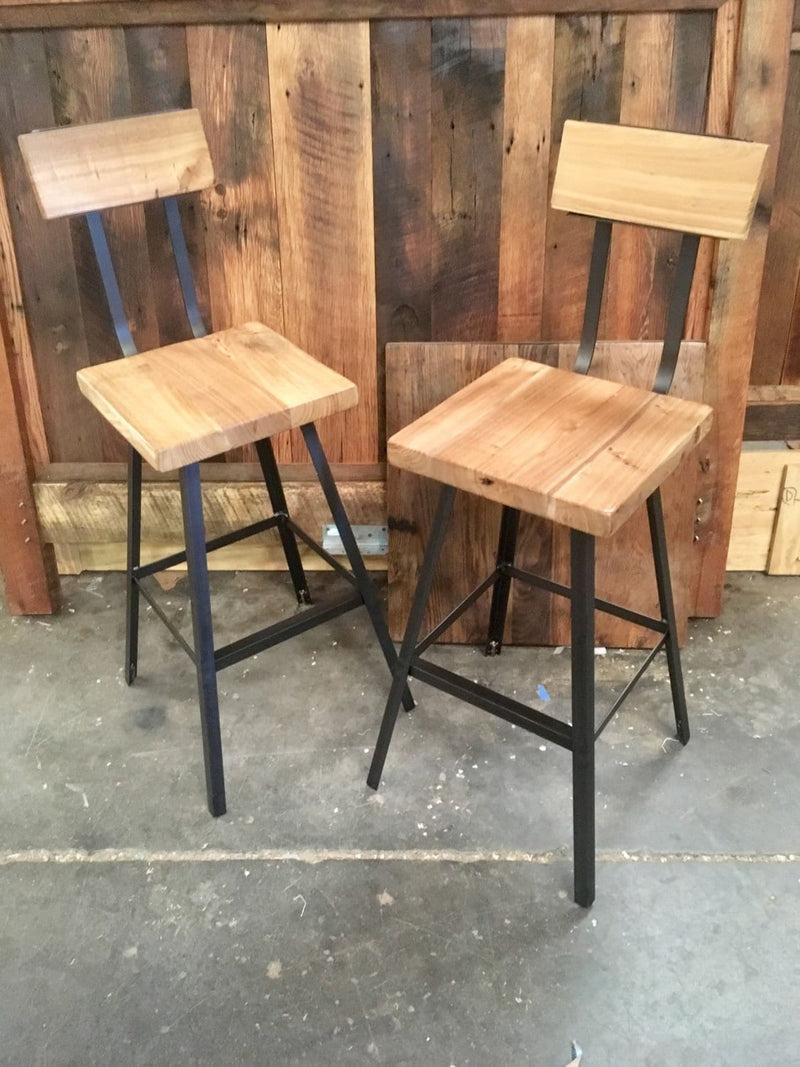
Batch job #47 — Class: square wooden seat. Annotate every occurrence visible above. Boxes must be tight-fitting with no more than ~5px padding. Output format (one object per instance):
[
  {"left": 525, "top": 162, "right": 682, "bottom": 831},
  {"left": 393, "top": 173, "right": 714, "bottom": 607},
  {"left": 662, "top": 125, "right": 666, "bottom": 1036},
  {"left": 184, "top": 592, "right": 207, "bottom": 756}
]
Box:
[
  {"left": 76, "top": 321, "right": 358, "bottom": 473},
  {"left": 388, "top": 357, "right": 713, "bottom": 538}
]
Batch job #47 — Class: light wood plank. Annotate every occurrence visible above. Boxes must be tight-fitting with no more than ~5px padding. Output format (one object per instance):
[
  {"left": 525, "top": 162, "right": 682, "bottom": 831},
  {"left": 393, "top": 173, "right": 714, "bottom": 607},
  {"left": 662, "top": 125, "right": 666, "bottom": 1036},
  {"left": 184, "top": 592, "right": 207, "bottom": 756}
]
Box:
[
  {"left": 19, "top": 108, "right": 213, "bottom": 219},
  {"left": 553, "top": 120, "right": 767, "bottom": 239},
  {"left": 35, "top": 472, "right": 383, "bottom": 543},
  {"left": 726, "top": 449, "right": 800, "bottom": 570},
  {"left": 76, "top": 322, "right": 358, "bottom": 471},
  {"left": 267, "top": 20, "right": 377, "bottom": 465},
  {"left": 0, "top": 30, "right": 105, "bottom": 462},
  {"left": 766, "top": 464, "right": 800, "bottom": 573}
]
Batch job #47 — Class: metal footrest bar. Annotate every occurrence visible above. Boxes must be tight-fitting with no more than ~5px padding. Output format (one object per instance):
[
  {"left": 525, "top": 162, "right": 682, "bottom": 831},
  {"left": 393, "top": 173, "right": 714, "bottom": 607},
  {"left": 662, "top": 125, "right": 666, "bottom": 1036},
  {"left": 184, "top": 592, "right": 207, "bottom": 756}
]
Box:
[
  {"left": 414, "top": 570, "right": 500, "bottom": 656},
  {"left": 593, "top": 634, "right": 668, "bottom": 740},
  {"left": 410, "top": 656, "right": 573, "bottom": 750},
  {"left": 133, "top": 515, "right": 283, "bottom": 579},
  {"left": 284, "top": 517, "right": 359, "bottom": 588},
  {"left": 214, "top": 590, "right": 364, "bottom": 671},
  {"left": 505, "top": 565, "right": 667, "bottom": 634},
  {"left": 133, "top": 576, "right": 196, "bottom": 662}
]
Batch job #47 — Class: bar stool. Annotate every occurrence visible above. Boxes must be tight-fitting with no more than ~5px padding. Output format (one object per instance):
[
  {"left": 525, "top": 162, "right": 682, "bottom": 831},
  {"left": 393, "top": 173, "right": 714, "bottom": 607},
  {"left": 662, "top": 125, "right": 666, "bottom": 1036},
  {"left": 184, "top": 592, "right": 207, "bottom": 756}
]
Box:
[
  {"left": 368, "top": 121, "right": 767, "bottom": 906},
  {"left": 20, "top": 109, "right": 412, "bottom": 816}
]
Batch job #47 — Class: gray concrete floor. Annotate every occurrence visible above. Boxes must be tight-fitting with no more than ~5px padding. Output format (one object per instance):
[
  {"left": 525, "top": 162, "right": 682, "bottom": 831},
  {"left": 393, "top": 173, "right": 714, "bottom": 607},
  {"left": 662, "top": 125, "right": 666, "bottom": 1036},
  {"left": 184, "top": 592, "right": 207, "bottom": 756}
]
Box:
[{"left": 1, "top": 569, "right": 798, "bottom": 1065}]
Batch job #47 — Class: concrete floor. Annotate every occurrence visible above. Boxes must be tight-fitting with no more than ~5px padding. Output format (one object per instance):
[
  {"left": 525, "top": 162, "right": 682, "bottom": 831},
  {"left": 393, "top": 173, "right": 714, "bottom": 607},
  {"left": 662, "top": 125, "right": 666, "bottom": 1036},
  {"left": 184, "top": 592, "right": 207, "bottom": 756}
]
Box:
[{"left": 1, "top": 569, "right": 798, "bottom": 1065}]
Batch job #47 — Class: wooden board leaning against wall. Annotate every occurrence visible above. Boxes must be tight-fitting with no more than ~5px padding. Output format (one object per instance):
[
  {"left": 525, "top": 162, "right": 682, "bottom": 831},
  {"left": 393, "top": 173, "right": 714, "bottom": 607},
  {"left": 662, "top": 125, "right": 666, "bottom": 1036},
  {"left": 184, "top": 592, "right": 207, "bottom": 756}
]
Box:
[{"left": 0, "top": 0, "right": 794, "bottom": 647}]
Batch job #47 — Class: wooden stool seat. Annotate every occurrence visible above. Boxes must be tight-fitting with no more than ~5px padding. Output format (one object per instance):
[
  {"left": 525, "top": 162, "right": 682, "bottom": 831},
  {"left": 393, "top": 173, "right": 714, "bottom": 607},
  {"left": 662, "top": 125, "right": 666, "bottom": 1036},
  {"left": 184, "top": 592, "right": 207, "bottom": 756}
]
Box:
[
  {"left": 388, "top": 357, "right": 712, "bottom": 537},
  {"left": 77, "top": 321, "right": 358, "bottom": 472}
]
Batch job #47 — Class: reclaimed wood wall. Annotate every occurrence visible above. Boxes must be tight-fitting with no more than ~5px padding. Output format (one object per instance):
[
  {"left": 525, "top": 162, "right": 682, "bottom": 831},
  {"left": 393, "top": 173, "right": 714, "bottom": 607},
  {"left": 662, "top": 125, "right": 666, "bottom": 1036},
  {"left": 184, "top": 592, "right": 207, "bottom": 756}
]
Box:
[{"left": 0, "top": 0, "right": 793, "bottom": 638}]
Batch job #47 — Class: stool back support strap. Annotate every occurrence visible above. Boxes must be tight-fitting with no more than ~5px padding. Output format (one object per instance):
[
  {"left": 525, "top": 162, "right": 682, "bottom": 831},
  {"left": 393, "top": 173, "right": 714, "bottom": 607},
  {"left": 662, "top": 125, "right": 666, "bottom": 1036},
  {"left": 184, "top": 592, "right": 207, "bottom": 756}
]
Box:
[
  {"left": 574, "top": 219, "right": 700, "bottom": 395},
  {"left": 87, "top": 197, "right": 207, "bottom": 359}
]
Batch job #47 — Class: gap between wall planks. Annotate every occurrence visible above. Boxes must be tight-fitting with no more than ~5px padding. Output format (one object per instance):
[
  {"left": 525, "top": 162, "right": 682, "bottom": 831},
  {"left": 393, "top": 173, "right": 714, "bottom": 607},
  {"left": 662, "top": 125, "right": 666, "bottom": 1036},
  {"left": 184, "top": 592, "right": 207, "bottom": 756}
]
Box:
[{"left": 0, "top": 0, "right": 793, "bottom": 624}]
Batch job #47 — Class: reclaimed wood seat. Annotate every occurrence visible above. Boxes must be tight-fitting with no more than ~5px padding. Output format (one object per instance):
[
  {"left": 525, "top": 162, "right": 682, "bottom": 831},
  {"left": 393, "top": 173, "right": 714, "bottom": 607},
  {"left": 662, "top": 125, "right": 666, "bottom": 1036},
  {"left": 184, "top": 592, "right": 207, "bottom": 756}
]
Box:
[
  {"left": 388, "top": 356, "right": 712, "bottom": 538},
  {"left": 76, "top": 322, "right": 358, "bottom": 473},
  {"left": 20, "top": 109, "right": 411, "bottom": 817},
  {"left": 368, "top": 120, "right": 768, "bottom": 909}
]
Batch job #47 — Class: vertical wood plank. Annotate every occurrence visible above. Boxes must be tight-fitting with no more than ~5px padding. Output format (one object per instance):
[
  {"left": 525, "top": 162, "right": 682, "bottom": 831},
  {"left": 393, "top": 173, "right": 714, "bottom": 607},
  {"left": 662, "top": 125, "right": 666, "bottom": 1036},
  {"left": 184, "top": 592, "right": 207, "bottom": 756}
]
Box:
[
  {"left": 497, "top": 16, "right": 554, "bottom": 343},
  {"left": 692, "top": 0, "right": 794, "bottom": 617},
  {"left": 126, "top": 25, "right": 212, "bottom": 348},
  {"left": 0, "top": 151, "right": 48, "bottom": 473},
  {"left": 268, "top": 21, "right": 378, "bottom": 464},
  {"left": 686, "top": 0, "right": 740, "bottom": 340},
  {"left": 603, "top": 13, "right": 675, "bottom": 341},
  {"left": 542, "top": 14, "right": 626, "bottom": 342},
  {"left": 496, "top": 17, "right": 557, "bottom": 645},
  {"left": 0, "top": 31, "right": 104, "bottom": 462},
  {"left": 188, "top": 24, "right": 286, "bottom": 461},
  {"left": 430, "top": 17, "right": 506, "bottom": 341},
  {"left": 45, "top": 27, "right": 158, "bottom": 463},
  {"left": 751, "top": 51, "right": 800, "bottom": 384},
  {"left": 370, "top": 19, "right": 432, "bottom": 457},
  {"left": 0, "top": 309, "right": 60, "bottom": 614}
]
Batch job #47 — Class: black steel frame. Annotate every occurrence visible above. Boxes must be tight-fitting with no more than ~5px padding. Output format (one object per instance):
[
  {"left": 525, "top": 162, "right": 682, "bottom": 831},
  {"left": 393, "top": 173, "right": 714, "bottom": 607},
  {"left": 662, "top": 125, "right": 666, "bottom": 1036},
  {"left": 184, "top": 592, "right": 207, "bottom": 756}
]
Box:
[
  {"left": 368, "top": 217, "right": 702, "bottom": 907},
  {"left": 87, "top": 198, "right": 411, "bottom": 816}
]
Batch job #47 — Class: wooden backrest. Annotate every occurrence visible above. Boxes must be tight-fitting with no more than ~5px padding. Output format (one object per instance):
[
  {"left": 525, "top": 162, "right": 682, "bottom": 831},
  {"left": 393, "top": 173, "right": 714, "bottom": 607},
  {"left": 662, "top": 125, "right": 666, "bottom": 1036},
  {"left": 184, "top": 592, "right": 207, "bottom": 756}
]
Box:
[
  {"left": 19, "top": 109, "right": 214, "bottom": 220},
  {"left": 551, "top": 120, "right": 768, "bottom": 240}
]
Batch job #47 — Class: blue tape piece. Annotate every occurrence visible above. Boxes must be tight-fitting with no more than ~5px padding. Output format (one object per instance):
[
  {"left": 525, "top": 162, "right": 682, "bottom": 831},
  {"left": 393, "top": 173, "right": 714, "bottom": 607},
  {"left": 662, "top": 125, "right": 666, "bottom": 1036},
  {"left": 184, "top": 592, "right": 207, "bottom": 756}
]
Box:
[{"left": 537, "top": 684, "right": 551, "bottom": 703}]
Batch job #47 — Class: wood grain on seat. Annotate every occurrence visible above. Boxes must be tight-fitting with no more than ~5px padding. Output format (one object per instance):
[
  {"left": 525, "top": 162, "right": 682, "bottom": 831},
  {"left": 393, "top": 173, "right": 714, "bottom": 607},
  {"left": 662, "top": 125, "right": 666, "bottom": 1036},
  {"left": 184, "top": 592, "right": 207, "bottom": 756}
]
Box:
[
  {"left": 387, "top": 357, "right": 712, "bottom": 537},
  {"left": 552, "top": 120, "right": 767, "bottom": 240},
  {"left": 76, "top": 322, "right": 358, "bottom": 472},
  {"left": 19, "top": 109, "right": 213, "bottom": 219}
]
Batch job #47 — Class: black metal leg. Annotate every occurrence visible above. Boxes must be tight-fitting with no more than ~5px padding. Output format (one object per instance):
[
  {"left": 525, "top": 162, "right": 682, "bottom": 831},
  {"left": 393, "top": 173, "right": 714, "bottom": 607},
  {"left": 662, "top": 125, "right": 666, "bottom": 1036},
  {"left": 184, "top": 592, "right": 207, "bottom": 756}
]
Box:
[
  {"left": 301, "top": 422, "right": 414, "bottom": 712},
  {"left": 179, "top": 463, "right": 226, "bottom": 817},
  {"left": 255, "top": 437, "right": 311, "bottom": 605},
  {"left": 125, "top": 448, "right": 142, "bottom": 685},
  {"left": 647, "top": 489, "right": 690, "bottom": 745},
  {"left": 367, "top": 484, "right": 456, "bottom": 789},
  {"left": 485, "top": 506, "right": 520, "bottom": 656},
  {"left": 571, "top": 528, "right": 596, "bottom": 908}
]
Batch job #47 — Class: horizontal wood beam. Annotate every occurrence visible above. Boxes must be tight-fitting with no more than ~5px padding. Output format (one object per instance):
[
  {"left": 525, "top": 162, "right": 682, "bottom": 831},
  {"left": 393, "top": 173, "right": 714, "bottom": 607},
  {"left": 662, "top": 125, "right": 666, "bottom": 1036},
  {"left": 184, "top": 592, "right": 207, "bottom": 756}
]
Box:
[
  {"left": 0, "top": 0, "right": 724, "bottom": 30},
  {"left": 743, "top": 385, "right": 800, "bottom": 440},
  {"left": 33, "top": 462, "right": 387, "bottom": 574}
]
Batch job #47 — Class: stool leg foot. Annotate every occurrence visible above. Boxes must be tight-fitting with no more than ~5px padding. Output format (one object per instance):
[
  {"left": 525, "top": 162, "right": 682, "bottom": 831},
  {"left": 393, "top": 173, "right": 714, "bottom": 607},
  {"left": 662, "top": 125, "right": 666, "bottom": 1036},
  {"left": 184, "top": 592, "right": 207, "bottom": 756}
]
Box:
[
  {"left": 367, "top": 484, "right": 456, "bottom": 789},
  {"left": 124, "top": 448, "right": 142, "bottom": 686},
  {"left": 485, "top": 507, "right": 520, "bottom": 656},
  {"left": 255, "top": 437, "right": 311, "bottom": 606},
  {"left": 647, "top": 489, "right": 690, "bottom": 745},
  {"left": 180, "top": 463, "right": 226, "bottom": 818},
  {"left": 571, "top": 528, "right": 596, "bottom": 908},
  {"left": 301, "top": 423, "right": 415, "bottom": 712}
]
